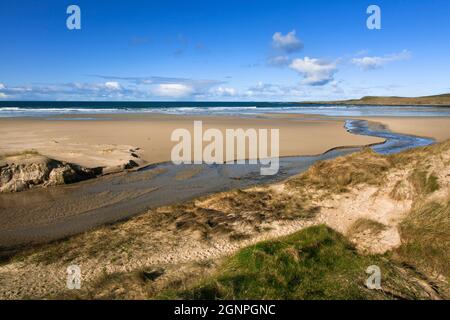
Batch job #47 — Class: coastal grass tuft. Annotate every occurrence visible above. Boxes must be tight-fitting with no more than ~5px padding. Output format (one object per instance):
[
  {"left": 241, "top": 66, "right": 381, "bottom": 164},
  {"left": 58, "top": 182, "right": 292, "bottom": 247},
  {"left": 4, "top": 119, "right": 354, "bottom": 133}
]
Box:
[
  {"left": 395, "top": 199, "right": 450, "bottom": 281},
  {"left": 287, "top": 148, "right": 390, "bottom": 194},
  {"left": 408, "top": 170, "right": 440, "bottom": 196},
  {"left": 347, "top": 218, "right": 388, "bottom": 237},
  {"left": 210, "top": 189, "right": 317, "bottom": 220},
  {"left": 158, "top": 224, "right": 448, "bottom": 300},
  {"left": 159, "top": 225, "right": 392, "bottom": 300}
]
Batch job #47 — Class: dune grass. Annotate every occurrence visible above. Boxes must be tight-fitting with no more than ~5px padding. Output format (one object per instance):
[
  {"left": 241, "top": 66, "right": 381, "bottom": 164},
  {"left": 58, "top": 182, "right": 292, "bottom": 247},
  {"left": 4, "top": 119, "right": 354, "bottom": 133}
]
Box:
[
  {"left": 159, "top": 225, "right": 395, "bottom": 300},
  {"left": 395, "top": 200, "right": 450, "bottom": 282},
  {"left": 287, "top": 149, "right": 390, "bottom": 194},
  {"left": 348, "top": 218, "right": 388, "bottom": 237},
  {"left": 408, "top": 170, "right": 440, "bottom": 196}
]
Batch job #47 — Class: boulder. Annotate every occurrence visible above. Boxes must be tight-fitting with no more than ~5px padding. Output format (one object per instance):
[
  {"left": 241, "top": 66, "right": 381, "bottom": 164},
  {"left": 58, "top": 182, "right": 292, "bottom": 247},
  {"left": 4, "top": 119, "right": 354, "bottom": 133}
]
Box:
[
  {"left": 0, "top": 180, "right": 28, "bottom": 193},
  {"left": 0, "top": 157, "right": 99, "bottom": 193},
  {"left": 124, "top": 159, "right": 139, "bottom": 169},
  {"left": 0, "top": 162, "right": 50, "bottom": 192},
  {"left": 0, "top": 167, "right": 12, "bottom": 185},
  {"left": 15, "top": 162, "right": 50, "bottom": 185},
  {"left": 47, "top": 165, "right": 78, "bottom": 186}
]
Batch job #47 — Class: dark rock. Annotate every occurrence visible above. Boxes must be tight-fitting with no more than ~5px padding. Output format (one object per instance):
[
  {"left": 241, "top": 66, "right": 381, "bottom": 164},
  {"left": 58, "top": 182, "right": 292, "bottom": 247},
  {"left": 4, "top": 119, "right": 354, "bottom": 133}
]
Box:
[
  {"left": 141, "top": 268, "right": 165, "bottom": 282},
  {"left": 124, "top": 160, "right": 139, "bottom": 169},
  {"left": 0, "top": 168, "right": 12, "bottom": 185},
  {"left": 47, "top": 165, "right": 78, "bottom": 185}
]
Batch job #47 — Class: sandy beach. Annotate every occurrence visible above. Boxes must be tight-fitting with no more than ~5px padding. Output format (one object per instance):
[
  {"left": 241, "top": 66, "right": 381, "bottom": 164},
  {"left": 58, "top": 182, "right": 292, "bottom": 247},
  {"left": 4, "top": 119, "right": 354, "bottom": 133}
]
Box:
[
  {"left": 2, "top": 113, "right": 450, "bottom": 172},
  {"left": 2, "top": 114, "right": 450, "bottom": 171},
  {"left": 0, "top": 114, "right": 387, "bottom": 170}
]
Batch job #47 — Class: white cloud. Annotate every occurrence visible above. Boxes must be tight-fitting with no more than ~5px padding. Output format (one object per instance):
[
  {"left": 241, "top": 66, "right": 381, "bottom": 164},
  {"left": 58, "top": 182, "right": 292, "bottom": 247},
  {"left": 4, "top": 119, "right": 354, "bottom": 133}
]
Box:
[
  {"left": 71, "top": 82, "right": 123, "bottom": 92},
  {"left": 352, "top": 50, "right": 411, "bottom": 70},
  {"left": 104, "top": 81, "right": 121, "bottom": 90},
  {"left": 267, "top": 55, "right": 291, "bottom": 67},
  {"left": 289, "top": 57, "right": 337, "bottom": 86},
  {"left": 210, "top": 86, "right": 236, "bottom": 97},
  {"left": 0, "top": 83, "right": 6, "bottom": 98},
  {"left": 152, "top": 83, "right": 194, "bottom": 98},
  {"left": 246, "top": 83, "right": 284, "bottom": 98},
  {"left": 0, "top": 77, "right": 225, "bottom": 100},
  {"left": 244, "top": 82, "right": 309, "bottom": 100},
  {"left": 272, "top": 30, "right": 303, "bottom": 53}
]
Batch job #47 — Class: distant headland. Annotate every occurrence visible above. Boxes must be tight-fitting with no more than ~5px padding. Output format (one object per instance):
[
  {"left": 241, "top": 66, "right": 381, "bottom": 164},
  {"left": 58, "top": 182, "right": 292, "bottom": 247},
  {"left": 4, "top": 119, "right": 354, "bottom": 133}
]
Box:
[{"left": 300, "top": 93, "right": 450, "bottom": 106}]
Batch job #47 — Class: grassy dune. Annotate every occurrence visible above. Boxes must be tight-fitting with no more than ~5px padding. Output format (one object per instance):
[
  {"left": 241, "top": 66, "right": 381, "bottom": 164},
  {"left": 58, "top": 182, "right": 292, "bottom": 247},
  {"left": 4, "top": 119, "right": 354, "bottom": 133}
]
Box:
[
  {"left": 287, "top": 148, "right": 391, "bottom": 194},
  {"left": 159, "top": 225, "right": 393, "bottom": 300},
  {"left": 159, "top": 197, "right": 449, "bottom": 300},
  {"left": 1, "top": 140, "right": 448, "bottom": 300},
  {"left": 160, "top": 224, "right": 448, "bottom": 300},
  {"left": 160, "top": 141, "right": 450, "bottom": 300}
]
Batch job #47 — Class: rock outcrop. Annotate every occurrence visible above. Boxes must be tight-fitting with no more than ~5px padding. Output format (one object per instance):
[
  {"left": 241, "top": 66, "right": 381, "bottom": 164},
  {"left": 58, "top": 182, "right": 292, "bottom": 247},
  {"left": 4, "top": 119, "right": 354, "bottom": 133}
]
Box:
[{"left": 0, "top": 154, "right": 101, "bottom": 193}]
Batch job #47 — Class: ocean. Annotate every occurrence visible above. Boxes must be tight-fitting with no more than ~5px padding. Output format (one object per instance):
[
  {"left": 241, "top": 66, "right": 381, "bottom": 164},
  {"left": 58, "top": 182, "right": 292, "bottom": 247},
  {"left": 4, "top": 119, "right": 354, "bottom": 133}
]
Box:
[{"left": 1, "top": 101, "right": 450, "bottom": 118}]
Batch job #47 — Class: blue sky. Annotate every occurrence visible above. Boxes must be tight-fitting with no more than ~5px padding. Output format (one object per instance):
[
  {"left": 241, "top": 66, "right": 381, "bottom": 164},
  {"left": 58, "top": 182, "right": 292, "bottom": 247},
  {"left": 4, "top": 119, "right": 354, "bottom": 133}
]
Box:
[{"left": 1, "top": 0, "right": 449, "bottom": 101}]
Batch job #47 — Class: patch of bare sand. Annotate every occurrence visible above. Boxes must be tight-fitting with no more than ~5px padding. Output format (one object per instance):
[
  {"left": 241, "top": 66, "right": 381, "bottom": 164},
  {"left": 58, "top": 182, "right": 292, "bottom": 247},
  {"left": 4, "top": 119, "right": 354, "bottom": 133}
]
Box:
[
  {"left": 305, "top": 141, "right": 450, "bottom": 254},
  {"left": 0, "top": 130, "right": 144, "bottom": 174}
]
